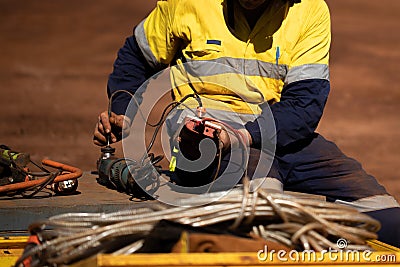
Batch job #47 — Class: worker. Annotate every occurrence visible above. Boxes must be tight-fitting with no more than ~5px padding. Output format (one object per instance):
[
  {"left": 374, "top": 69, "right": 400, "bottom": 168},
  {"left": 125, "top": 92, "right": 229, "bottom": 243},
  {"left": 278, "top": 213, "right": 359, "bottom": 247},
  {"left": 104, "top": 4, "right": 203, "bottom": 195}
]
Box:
[{"left": 93, "top": 0, "right": 400, "bottom": 247}]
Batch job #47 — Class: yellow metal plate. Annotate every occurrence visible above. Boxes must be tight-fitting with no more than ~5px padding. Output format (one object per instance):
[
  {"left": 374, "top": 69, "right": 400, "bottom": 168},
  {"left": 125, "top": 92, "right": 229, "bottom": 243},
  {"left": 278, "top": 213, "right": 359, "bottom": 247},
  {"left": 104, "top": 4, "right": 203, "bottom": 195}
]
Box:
[
  {"left": 70, "top": 252, "right": 400, "bottom": 267},
  {"left": 1, "top": 236, "right": 399, "bottom": 267}
]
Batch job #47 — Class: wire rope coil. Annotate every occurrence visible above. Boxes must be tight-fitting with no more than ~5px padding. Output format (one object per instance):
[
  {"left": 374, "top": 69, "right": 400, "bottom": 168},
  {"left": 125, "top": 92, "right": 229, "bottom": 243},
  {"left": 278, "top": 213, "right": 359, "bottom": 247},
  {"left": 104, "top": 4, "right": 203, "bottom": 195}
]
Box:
[{"left": 16, "top": 184, "right": 380, "bottom": 266}]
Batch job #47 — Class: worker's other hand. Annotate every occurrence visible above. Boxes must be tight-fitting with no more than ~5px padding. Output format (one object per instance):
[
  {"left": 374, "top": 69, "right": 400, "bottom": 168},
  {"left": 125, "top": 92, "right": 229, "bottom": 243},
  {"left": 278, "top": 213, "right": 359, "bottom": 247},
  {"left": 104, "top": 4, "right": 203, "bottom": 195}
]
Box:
[
  {"left": 217, "top": 126, "right": 252, "bottom": 153},
  {"left": 93, "top": 111, "right": 131, "bottom": 146}
]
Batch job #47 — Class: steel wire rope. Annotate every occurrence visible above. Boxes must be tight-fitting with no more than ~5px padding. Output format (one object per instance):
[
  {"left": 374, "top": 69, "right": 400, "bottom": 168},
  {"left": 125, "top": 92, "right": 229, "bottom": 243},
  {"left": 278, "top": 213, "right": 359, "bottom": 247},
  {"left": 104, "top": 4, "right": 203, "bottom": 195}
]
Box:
[{"left": 16, "top": 187, "right": 382, "bottom": 266}]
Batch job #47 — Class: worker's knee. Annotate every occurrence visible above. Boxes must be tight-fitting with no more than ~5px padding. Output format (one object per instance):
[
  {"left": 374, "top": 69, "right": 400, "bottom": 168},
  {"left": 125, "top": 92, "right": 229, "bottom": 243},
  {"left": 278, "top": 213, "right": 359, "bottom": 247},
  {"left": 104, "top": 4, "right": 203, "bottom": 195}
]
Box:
[{"left": 365, "top": 207, "right": 400, "bottom": 248}]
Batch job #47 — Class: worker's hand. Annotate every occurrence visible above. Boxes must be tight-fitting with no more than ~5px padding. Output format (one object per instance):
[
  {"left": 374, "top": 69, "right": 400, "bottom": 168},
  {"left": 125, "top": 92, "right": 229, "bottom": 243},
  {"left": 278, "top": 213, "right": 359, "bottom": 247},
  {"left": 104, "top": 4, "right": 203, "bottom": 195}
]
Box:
[
  {"left": 93, "top": 111, "right": 131, "bottom": 146},
  {"left": 218, "top": 126, "right": 252, "bottom": 153}
]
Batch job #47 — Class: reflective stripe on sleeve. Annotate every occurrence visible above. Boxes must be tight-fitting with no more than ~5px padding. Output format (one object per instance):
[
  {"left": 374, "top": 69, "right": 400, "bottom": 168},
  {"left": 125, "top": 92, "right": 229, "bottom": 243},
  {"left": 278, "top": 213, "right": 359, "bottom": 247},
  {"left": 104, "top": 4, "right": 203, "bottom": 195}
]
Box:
[
  {"left": 335, "top": 195, "right": 400, "bottom": 213},
  {"left": 285, "top": 64, "right": 329, "bottom": 85},
  {"left": 134, "top": 20, "right": 160, "bottom": 69}
]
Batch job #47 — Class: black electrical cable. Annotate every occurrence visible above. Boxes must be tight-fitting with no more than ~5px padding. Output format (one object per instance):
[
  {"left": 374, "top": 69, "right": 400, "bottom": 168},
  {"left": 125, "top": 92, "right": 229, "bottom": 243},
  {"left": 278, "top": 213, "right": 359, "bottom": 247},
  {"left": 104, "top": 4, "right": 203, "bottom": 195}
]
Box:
[
  {"left": 21, "top": 170, "right": 61, "bottom": 198},
  {"left": 105, "top": 84, "right": 248, "bottom": 195},
  {"left": 0, "top": 147, "right": 65, "bottom": 198},
  {"left": 146, "top": 101, "right": 178, "bottom": 127},
  {"left": 144, "top": 94, "right": 199, "bottom": 155},
  {"left": 103, "top": 90, "right": 205, "bottom": 198},
  {"left": 30, "top": 159, "right": 51, "bottom": 174},
  {"left": 108, "top": 90, "right": 199, "bottom": 154}
]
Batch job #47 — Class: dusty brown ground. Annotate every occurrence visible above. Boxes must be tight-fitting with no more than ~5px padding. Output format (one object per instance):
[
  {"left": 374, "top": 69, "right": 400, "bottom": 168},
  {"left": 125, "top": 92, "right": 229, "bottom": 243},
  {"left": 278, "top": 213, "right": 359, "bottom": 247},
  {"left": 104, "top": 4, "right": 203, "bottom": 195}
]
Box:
[{"left": 0, "top": 0, "right": 399, "bottom": 201}]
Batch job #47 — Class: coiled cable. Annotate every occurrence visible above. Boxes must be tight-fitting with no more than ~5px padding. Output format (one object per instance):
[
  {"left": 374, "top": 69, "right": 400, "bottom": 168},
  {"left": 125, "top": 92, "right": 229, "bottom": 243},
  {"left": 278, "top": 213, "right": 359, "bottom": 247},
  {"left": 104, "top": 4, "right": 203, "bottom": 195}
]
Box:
[{"left": 16, "top": 185, "right": 381, "bottom": 267}]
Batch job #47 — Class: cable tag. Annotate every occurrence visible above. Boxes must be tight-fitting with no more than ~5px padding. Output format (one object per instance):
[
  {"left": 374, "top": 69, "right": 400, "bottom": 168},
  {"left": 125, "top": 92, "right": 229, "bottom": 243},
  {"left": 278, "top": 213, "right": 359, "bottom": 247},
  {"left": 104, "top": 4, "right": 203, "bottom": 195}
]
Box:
[{"left": 169, "top": 146, "right": 179, "bottom": 172}]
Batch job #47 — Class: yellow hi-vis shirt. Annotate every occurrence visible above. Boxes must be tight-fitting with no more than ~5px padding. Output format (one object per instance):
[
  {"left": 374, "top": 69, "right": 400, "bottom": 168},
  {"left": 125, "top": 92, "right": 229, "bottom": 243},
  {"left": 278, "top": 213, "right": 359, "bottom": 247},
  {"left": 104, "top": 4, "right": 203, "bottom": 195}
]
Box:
[{"left": 134, "top": 0, "right": 330, "bottom": 115}]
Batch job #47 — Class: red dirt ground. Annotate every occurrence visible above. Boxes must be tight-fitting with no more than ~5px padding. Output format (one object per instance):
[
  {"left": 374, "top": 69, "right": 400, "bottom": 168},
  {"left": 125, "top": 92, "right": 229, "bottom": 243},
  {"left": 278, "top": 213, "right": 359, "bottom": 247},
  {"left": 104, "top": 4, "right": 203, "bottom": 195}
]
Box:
[{"left": 0, "top": 0, "right": 399, "bottom": 201}]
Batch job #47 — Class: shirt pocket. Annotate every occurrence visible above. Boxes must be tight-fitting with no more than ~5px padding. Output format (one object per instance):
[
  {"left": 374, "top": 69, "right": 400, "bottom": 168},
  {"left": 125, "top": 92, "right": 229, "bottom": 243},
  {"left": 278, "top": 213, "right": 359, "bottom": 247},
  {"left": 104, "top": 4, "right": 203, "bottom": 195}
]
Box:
[{"left": 184, "top": 39, "right": 223, "bottom": 59}]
